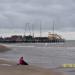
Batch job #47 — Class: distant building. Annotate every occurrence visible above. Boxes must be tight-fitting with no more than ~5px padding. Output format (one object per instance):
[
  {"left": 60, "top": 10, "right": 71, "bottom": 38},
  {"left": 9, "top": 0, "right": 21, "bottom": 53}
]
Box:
[
  {"left": 0, "top": 37, "right": 4, "bottom": 42},
  {"left": 10, "top": 35, "right": 23, "bottom": 42}
]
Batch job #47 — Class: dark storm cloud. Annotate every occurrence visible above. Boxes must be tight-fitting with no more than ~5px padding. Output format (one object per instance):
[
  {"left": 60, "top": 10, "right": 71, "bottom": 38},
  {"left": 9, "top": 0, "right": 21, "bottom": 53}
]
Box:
[{"left": 0, "top": 0, "right": 75, "bottom": 31}]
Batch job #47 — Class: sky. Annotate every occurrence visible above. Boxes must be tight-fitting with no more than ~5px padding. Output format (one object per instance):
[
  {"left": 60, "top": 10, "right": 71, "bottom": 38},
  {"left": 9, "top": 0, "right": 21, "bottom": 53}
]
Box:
[{"left": 0, "top": 0, "right": 75, "bottom": 39}]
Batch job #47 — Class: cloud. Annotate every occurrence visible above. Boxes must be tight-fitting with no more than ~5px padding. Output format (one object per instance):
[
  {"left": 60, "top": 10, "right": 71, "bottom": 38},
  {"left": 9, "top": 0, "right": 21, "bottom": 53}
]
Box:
[{"left": 0, "top": 0, "right": 75, "bottom": 32}]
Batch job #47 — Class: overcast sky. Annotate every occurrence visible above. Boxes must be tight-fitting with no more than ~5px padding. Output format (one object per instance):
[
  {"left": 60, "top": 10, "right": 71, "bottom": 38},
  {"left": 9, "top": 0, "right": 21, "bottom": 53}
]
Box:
[{"left": 0, "top": 0, "right": 75, "bottom": 39}]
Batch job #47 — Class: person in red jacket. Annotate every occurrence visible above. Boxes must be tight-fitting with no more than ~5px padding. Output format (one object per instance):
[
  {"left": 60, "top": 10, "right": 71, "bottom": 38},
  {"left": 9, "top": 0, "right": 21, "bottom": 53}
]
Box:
[{"left": 19, "top": 56, "right": 28, "bottom": 65}]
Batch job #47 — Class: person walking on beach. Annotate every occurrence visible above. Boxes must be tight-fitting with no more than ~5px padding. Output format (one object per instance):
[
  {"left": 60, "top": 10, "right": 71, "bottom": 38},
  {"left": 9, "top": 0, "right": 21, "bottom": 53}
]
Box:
[{"left": 18, "top": 56, "right": 28, "bottom": 65}]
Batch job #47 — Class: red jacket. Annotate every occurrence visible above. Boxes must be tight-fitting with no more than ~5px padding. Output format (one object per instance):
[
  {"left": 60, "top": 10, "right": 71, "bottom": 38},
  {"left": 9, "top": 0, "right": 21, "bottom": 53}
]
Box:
[{"left": 19, "top": 57, "right": 28, "bottom": 65}]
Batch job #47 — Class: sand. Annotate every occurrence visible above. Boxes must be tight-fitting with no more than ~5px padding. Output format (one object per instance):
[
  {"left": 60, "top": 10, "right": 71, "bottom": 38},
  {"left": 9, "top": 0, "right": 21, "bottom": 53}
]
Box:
[
  {"left": 0, "top": 44, "right": 10, "bottom": 52},
  {"left": 0, "top": 60, "right": 64, "bottom": 75},
  {"left": 0, "top": 44, "right": 65, "bottom": 75}
]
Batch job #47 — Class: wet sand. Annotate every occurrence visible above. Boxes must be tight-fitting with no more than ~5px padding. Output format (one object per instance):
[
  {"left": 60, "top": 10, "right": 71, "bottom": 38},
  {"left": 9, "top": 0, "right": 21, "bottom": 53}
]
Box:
[
  {"left": 0, "top": 44, "right": 65, "bottom": 75},
  {"left": 0, "top": 44, "right": 10, "bottom": 52},
  {"left": 0, "top": 59, "right": 64, "bottom": 75}
]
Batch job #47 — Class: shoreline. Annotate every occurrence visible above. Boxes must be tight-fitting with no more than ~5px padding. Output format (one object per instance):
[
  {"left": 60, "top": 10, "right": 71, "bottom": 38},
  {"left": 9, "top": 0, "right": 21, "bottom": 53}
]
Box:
[{"left": 0, "top": 59, "right": 64, "bottom": 75}]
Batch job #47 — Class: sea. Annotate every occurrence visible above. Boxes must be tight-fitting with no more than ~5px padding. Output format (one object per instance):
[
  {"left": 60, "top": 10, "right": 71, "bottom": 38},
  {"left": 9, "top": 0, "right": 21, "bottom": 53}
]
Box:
[{"left": 0, "top": 40, "right": 75, "bottom": 75}]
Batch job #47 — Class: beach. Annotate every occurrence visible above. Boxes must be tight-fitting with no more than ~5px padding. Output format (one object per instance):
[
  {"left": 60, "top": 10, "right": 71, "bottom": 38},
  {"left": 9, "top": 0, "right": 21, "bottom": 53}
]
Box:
[
  {"left": 0, "top": 60, "right": 64, "bottom": 75},
  {"left": 0, "top": 44, "right": 64, "bottom": 75}
]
